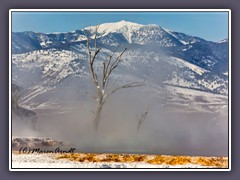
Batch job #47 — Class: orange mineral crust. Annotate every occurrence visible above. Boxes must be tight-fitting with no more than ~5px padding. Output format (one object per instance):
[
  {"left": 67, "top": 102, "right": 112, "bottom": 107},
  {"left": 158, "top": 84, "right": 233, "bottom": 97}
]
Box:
[{"left": 56, "top": 153, "right": 228, "bottom": 168}]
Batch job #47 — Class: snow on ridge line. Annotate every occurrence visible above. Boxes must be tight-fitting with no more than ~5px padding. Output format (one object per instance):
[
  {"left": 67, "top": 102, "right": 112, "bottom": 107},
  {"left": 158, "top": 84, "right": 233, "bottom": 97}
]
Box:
[
  {"left": 163, "top": 28, "right": 188, "bottom": 45},
  {"left": 84, "top": 20, "right": 165, "bottom": 42},
  {"left": 85, "top": 20, "right": 144, "bottom": 33},
  {"left": 169, "top": 57, "right": 207, "bottom": 75},
  {"left": 217, "top": 39, "right": 228, "bottom": 43},
  {"left": 84, "top": 20, "right": 144, "bottom": 42}
]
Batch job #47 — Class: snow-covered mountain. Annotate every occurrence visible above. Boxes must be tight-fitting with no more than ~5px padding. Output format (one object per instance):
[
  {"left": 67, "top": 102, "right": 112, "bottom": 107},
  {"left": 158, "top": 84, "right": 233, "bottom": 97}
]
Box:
[
  {"left": 12, "top": 20, "right": 228, "bottom": 70},
  {"left": 11, "top": 20, "right": 228, "bottom": 113}
]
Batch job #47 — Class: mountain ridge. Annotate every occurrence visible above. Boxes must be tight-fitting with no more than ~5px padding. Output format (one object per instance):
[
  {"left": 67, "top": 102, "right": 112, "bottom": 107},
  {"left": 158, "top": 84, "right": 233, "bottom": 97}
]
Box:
[
  {"left": 11, "top": 20, "right": 229, "bottom": 112},
  {"left": 12, "top": 20, "right": 228, "bottom": 72},
  {"left": 12, "top": 20, "right": 228, "bottom": 52}
]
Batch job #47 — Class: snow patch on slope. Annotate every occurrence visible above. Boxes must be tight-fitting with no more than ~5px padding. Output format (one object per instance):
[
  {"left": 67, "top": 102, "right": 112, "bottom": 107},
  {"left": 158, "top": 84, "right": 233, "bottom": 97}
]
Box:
[
  {"left": 169, "top": 57, "right": 207, "bottom": 75},
  {"left": 164, "top": 28, "right": 189, "bottom": 45}
]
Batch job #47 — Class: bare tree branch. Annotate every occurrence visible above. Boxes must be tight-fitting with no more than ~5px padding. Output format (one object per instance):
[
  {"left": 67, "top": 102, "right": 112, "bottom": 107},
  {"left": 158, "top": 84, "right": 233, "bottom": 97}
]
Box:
[
  {"left": 106, "top": 45, "right": 119, "bottom": 72},
  {"left": 103, "top": 48, "right": 127, "bottom": 89},
  {"left": 137, "top": 104, "right": 150, "bottom": 133},
  {"left": 91, "top": 48, "right": 101, "bottom": 65},
  {"left": 108, "top": 81, "right": 145, "bottom": 97},
  {"left": 108, "top": 48, "right": 127, "bottom": 75},
  {"left": 85, "top": 28, "right": 101, "bottom": 91},
  {"left": 94, "top": 25, "right": 99, "bottom": 50}
]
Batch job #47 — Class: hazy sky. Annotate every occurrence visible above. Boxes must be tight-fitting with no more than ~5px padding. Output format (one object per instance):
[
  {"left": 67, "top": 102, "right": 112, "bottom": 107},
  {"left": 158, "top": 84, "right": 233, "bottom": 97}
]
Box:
[{"left": 11, "top": 11, "right": 229, "bottom": 41}]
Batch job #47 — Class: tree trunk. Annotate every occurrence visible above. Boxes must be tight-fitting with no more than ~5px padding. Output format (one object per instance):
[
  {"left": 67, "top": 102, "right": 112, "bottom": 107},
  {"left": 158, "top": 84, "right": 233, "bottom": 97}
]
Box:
[{"left": 93, "top": 98, "right": 103, "bottom": 131}]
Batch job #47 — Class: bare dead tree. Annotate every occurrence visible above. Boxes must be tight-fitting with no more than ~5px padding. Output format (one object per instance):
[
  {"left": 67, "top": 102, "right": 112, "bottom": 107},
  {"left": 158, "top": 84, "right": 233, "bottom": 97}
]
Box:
[
  {"left": 84, "top": 25, "right": 144, "bottom": 130},
  {"left": 136, "top": 105, "right": 150, "bottom": 133}
]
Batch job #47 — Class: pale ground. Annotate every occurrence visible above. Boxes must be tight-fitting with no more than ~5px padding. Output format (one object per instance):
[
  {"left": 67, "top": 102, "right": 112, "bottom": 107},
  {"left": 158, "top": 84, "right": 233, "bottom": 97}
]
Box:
[{"left": 11, "top": 153, "right": 227, "bottom": 169}]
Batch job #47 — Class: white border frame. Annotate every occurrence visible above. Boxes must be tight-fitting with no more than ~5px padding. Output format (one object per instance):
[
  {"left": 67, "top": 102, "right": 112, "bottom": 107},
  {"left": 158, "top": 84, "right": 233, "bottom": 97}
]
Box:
[{"left": 9, "top": 9, "right": 231, "bottom": 171}]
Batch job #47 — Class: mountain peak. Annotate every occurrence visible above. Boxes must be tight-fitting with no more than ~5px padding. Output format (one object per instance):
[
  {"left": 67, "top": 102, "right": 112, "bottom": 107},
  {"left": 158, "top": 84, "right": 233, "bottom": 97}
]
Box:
[
  {"left": 217, "top": 38, "right": 228, "bottom": 43},
  {"left": 85, "top": 20, "right": 144, "bottom": 35},
  {"left": 84, "top": 20, "right": 145, "bottom": 43},
  {"left": 115, "top": 20, "right": 143, "bottom": 26}
]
